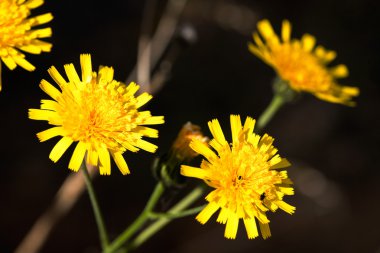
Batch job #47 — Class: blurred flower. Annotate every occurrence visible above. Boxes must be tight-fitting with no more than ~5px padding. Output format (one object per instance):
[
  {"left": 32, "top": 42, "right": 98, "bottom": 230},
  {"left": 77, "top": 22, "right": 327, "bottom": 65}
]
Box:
[
  {"left": 154, "top": 122, "right": 208, "bottom": 188},
  {"left": 181, "top": 115, "right": 294, "bottom": 239},
  {"left": 249, "top": 19, "right": 359, "bottom": 106},
  {"left": 29, "top": 54, "right": 164, "bottom": 175},
  {"left": 0, "top": 0, "right": 53, "bottom": 91},
  {"left": 170, "top": 122, "right": 208, "bottom": 162}
]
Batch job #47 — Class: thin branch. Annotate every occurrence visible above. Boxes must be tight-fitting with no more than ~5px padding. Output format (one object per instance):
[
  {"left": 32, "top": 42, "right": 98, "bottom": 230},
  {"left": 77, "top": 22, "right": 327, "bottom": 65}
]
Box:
[
  {"left": 128, "top": 0, "right": 189, "bottom": 94},
  {"left": 137, "top": 0, "right": 158, "bottom": 93}
]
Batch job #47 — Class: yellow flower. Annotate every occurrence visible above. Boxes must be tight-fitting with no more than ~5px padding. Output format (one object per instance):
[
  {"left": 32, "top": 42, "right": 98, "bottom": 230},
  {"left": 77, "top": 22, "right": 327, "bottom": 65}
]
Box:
[
  {"left": 29, "top": 54, "right": 164, "bottom": 175},
  {"left": 181, "top": 115, "right": 294, "bottom": 239},
  {"left": 249, "top": 19, "right": 359, "bottom": 106},
  {"left": 0, "top": 0, "right": 53, "bottom": 90}
]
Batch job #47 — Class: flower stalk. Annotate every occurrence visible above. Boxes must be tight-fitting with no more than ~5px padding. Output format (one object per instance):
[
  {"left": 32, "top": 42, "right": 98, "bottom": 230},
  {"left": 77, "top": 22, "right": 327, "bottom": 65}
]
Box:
[
  {"left": 82, "top": 162, "right": 110, "bottom": 249},
  {"left": 125, "top": 186, "right": 205, "bottom": 252},
  {"left": 105, "top": 182, "right": 165, "bottom": 253},
  {"left": 257, "top": 77, "right": 296, "bottom": 132}
]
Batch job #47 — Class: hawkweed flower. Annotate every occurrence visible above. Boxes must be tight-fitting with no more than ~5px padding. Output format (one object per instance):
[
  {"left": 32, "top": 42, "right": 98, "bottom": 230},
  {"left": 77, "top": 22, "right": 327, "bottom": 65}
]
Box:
[
  {"left": 29, "top": 54, "right": 164, "bottom": 175},
  {"left": 181, "top": 115, "right": 294, "bottom": 239},
  {"left": 0, "top": 0, "right": 53, "bottom": 90},
  {"left": 249, "top": 19, "right": 359, "bottom": 106}
]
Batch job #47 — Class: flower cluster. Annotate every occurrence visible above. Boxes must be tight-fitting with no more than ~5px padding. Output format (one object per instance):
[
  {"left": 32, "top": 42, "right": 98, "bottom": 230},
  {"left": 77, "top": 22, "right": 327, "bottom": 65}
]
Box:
[
  {"left": 29, "top": 54, "right": 164, "bottom": 175},
  {"left": 181, "top": 115, "right": 294, "bottom": 239},
  {"left": 17, "top": 6, "right": 359, "bottom": 244}
]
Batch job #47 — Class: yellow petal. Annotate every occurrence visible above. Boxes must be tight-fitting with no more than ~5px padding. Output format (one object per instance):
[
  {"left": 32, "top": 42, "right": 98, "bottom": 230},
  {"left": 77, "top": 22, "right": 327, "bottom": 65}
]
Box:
[
  {"left": 143, "top": 116, "right": 165, "bottom": 125},
  {"left": 37, "top": 126, "right": 64, "bottom": 142},
  {"left": 86, "top": 147, "right": 99, "bottom": 166},
  {"left": 135, "top": 139, "right": 157, "bottom": 153},
  {"left": 98, "top": 66, "right": 114, "bottom": 83},
  {"left": 196, "top": 202, "right": 219, "bottom": 224},
  {"left": 248, "top": 43, "right": 270, "bottom": 64},
  {"left": 25, "top": 0, "right": 44, "bottom": 9},
  {"left": 208, "top": 119, "right": 226, "bottom": 144},
  {"left": 32, "top": 40, "right": 52, "bottom": 52},
  {"left": 98, "top": 146, "right": 111, "bottom": 175},
  {"left": 216, "top": 208, "right": 229, "bottom": 224},
  {"left": 279, "top": 186, "right": 294, "bottom": 195},
  {"left": 270, "top": 158, "right": 291, "bottom": 169},
  {"left": 281, "top": 19, "right": 291, "bottom": 42},
  {"left": 341, "top": 86, "right": 359, "bottom": 96},
  {"left": 275, "top": 200, "right": 296, "bottom": 214},
  {"left": 134, "top": 126, "right": 158, "bottom": 138},
  {"left": 301, "top": 34, "right": 316, "bottom": 52},
  {"left": 29, "top": 13, "right": 53, "bottom": 26},
  {"left": 315, "top": 46, "right": 336, "bottom": 62},
  {"left": 30, "top": 27, "right": 52, "bottom": 39},
  {"left": 2, "top": 56, "right": 17, "bottom": 70},
  {"left": 125, "top": 82, "right": 140, "bottom": 96},
  {"left": 28, "top": 109, "right": 56, "bottom": 121},
  {"left": 14, "top": 57, "right": 35, "bottom": 71},
  {"left": 48, "top": 66, "right": 67, "bottom": 88},
  {"left": 315, "top": 92, "right": 356, "bottom": 106},
  {"left": 259, "top": 222, "right": 271, "bottom": 239},
  {"left": 190, "top": 139, "right": 217, "bottom": 161},
  {"left": 19, "top": 44, "right": 43, "bottom": 54},
  {"left": 244, "top": 218, "right": 259, "bottom": 239},
  {"left": 257, "top": 19, "right": 276, "bottom": 41},
  {"left": 180, "top": 165, "right": 209, "bottom": 179},
  {"left": 230, "top": 114, "right": 242, "bottom": 144},
  {"left": 49, "top": 137, "right": 73, "bottom": 162},
  {"left": 243, "top": 116, "right": 256, "bottom": 137},
  {"left": 40, "top": 79, "right": 61, "bottom": 100},
  {"left": 80, "top": 54, "right": 92, "bottom": 83},
  {"left": 112, "top": 152, "right": 130, "bottom": 175},
  {"left": 64, "top": 63, "right": 81, "bottom": 84},
  {"left": 330, "top": 64, "right": 349, "bottom": 78},
  {"left": 68, "top": 142, "right": 87, "bottom": 172},
  {"left": 136, "top": 93, "right": 153, "bottom": 108},
  {"left": 225, "top": 214, "right": 239, "bottom": 239}
]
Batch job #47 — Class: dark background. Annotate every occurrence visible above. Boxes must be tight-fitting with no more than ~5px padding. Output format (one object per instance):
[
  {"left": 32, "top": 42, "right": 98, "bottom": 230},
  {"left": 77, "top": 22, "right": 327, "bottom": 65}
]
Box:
[{"left": 1, "top": 0, "right": 379, "bottom": 252}]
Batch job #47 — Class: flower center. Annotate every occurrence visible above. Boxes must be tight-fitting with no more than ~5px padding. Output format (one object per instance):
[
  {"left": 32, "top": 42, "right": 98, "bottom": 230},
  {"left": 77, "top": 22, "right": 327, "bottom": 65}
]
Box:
[
  {"left": 272, "top": 44, "right": 332, "bottom": 92},
  {"left": 212, "top": 142, "right": 276, "bottom": 209},
  {"left": 0, "top": 1, "right": 30, "bottom": 48},
  {"left": 58, "top": 80, "right": 137, "bottom": 151}
]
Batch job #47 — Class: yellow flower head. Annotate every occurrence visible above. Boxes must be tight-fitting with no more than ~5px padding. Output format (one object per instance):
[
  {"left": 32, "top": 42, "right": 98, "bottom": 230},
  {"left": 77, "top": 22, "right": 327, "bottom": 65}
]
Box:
[
  {"left": 0, "top": 0, "right": 53, "bottom": 90},
  {"left": 181, "top": 115, "right": 295, "bottom": 239},
  {"left": 29, "top": 54, "right": 164, "bottom": 175},
  {"left": 249, "top": 19, "right": 359, "bottom": 106}
]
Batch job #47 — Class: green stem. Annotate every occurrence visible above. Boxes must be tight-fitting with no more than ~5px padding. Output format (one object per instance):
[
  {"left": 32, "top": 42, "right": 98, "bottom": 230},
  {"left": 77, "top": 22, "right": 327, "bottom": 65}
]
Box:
[
  {"left": 126, "top": 186, "right": 205, "bottom": 252},
  {"left": 82, "top": 163, "right": 109, "bottom": 250},
  {"left": 105, "top": 182, "right": 165, "bottom": 253},
  {"left": 256, "top": 77, "right": 298, "bottom": 132},
  {"left": 149, "top": 204, "right": 206, "bottom": 219},
  {"left": 256, "top": 93, "right": 285, "bottom": 133}
]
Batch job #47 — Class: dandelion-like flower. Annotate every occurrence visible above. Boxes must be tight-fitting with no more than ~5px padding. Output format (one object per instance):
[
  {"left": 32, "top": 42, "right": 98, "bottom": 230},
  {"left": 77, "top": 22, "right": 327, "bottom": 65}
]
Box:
[
  {"left": 181, "top": 115, "right": 294, "bottom": 239},
  {"left": 29, "top": 54, "right": 164, "bottom": 175},
  {"left": 0, "top": 0, "right": 53, "bottom": 90},
  {"left": 249, "top": 19, "right": 359, "bottom": 106}
]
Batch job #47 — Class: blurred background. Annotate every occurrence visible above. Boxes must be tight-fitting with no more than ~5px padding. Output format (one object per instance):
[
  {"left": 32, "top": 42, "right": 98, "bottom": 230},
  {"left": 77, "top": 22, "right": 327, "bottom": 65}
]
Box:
[{"left": 1, "top": 0, "right": 379, "bottom": 252}]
